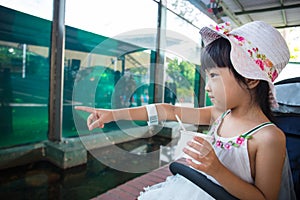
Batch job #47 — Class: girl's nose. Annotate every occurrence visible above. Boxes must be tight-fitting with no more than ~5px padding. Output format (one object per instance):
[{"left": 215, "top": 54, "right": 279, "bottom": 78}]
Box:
[{"left": 205, "top": 81, "right": 211, "bottom": 92}]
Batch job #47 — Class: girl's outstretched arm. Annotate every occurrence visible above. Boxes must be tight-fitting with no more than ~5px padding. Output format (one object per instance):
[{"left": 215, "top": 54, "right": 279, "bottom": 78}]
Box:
[{"left": 75, "top": 103, "right": 214, "bottom": 130}]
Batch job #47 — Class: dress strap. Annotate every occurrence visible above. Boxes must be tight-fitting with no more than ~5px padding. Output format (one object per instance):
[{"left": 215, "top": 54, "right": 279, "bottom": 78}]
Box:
[
  {"left": 243, "top": 122, "right": 274, "bottom": 137},
  {"left": 221, "top": 110, "right": 231, "bottom": 119}
]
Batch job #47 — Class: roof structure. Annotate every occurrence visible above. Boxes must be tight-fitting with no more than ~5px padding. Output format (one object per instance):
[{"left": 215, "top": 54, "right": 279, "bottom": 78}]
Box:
[{"left": 189, "top": 0, "right": 300, "bottom": 28}]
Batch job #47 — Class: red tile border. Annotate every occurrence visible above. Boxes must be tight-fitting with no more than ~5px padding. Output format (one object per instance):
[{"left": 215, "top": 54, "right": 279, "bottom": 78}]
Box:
[{"left": 93, "top": 159, "right": 186, "bottom": 200}]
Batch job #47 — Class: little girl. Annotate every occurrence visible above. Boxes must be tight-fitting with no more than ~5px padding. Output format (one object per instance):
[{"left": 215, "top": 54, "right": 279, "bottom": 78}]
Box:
[{"left": 76, "top": 21, "right": 296, "bottom": 199}]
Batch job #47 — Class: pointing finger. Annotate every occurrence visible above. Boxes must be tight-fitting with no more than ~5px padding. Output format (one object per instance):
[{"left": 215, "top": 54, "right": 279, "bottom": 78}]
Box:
[{"left": 75, "top": 106, "right": 95, "bottom": 113}]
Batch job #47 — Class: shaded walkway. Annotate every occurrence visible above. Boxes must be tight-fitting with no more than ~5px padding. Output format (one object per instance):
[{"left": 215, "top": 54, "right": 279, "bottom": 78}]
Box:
[{"left": 93, "top": 159, "right": 186, "bottom": 200}]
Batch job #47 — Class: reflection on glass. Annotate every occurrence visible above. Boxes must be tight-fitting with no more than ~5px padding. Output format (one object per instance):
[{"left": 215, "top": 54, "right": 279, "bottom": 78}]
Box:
[
  {"left": 164, "top": 9, "right": 202, "bottom": 108},
  {"left": 166, "top": 0, "right": 216, "bottom": 32},
  {"left": 165, "top": 56, "right": 196, "bottom": 107},
  {"left": 64, "top": 1, "right": 158, "bottom": 137},
  {"left": 65, "top": 0, "right": 157, "bottom": 37},
  {"left": 0, "top": 5, "right": 51, "bottom": 148},
  {"left": 0, "top": 0, "right": 53, "bottom": 20}
]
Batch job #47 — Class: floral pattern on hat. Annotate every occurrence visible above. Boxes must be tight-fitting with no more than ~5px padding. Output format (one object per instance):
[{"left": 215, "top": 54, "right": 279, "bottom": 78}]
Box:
[
  {"left": 210, "top": 21, "right": 232, "bottom": 35},
  {"left": 210, "top": 22, "right": 279, "bottom": 82},
  {"left": 235, "top": 39, "right": 279, "bottom": 82}
]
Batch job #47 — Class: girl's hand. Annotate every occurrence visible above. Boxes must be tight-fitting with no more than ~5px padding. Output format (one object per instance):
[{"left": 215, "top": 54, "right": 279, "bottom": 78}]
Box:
[
  {"left": 183, "top": 136, "right": 223, "bottom": 176},
  {"left": 75, "top": 106, "right": 114, "bottom": 130}
]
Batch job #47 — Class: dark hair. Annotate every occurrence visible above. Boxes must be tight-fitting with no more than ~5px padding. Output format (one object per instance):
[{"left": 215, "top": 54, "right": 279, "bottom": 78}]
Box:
[{"left": 201, "top": 37, "right": 274, "bottom": 121}]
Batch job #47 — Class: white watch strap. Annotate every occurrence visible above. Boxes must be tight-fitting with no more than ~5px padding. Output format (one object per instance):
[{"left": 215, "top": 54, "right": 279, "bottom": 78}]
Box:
[{"left": 145, "top": 104, "right": 158, "bottom": 126}]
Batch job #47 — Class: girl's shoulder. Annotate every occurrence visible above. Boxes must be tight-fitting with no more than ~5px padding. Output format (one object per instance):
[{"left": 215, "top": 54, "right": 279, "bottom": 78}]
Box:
[{"left": 252, "top": 124, "right": 286, "bottom": 147}]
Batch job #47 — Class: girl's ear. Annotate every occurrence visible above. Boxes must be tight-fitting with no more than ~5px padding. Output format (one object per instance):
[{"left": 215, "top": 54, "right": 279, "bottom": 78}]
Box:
[{"left": 245, "top": 79, "right": 260, "bottom": 89}]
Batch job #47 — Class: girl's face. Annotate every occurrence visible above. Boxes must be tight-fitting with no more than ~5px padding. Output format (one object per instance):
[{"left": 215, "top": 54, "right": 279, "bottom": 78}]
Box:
[{"left": 205, "top": 67, "right": 249, "bottom": 111}]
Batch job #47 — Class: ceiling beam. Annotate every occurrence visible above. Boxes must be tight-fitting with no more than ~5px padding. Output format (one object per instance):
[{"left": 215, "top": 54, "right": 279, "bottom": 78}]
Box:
[
  {"left": 235, "top": 3, "right": 300, "bottom": 15},
  {"left": 218, "top": 1, "right": 243, "bottom": 26},
  {"left": 275, "top": 24, "right": 300, "bottom": 29},
  {"left": 279, "top": 0, "right": 287, "bottom": 27},
  {"left": 232, "top": 0, "right": 253, "bottom": 21}
]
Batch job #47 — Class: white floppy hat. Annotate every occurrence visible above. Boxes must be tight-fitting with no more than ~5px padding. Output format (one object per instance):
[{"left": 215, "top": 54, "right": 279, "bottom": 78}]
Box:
[{"left": 200, "top": 21, "right": 290, "bottom": 107}]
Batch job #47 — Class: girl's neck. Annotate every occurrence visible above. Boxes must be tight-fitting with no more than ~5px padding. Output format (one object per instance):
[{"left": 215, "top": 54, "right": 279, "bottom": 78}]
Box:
[
  {"left": 217, "top": 106, "right": 269, "bottom": 138},
  {"left": 229, "top": 104, "right": 268, "bottom": 122}
]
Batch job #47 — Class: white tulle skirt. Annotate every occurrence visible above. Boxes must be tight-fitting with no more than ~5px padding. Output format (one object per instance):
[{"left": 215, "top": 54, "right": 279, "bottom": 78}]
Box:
[{"left": 138, "top": 174, "right": 215, "bottom": 200}]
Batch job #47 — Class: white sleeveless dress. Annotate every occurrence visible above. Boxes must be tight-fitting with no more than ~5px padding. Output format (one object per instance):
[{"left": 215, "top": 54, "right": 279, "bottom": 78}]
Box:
[{"left": 138, "top": 111, "right": 296, "bottom": 200}]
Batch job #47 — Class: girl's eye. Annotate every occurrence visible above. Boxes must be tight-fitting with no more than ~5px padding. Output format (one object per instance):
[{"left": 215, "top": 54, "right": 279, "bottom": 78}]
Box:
[{"left": 210, "top": 73, "right": 218, "bottom": 78}]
